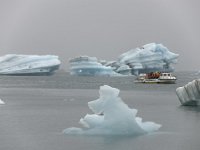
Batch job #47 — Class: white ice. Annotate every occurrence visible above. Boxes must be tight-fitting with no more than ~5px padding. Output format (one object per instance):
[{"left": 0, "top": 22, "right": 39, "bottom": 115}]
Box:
[
  {"left": 69, "top": 43, "right": 178, "bottom": 76},
  {"left": 117, "top": 43, "right": 179, "bottom": 74},
  {"left": 64, "top": 85, "right": 161, "bottom": 135},
  {"left": 0, "top": 54, "right": 61, "bottom": 74},
  {"left": 0, "top": 99, "right": 5, "bottom": 105},
  {"left": 176, "top": 79, "right": 200, "bottom": 106},
  {"left": 69, "top": 56, "right": 117, "bottom": 76},
  {"left": 116, "top": 64, "right": 132, "bottom": 75}
]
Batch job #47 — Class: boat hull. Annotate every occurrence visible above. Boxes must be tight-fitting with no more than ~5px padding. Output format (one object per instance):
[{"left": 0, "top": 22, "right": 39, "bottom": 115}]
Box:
[
  {"left": 158, "top": 79, "right": 176, "bottom": 84},
  {"left": 135, "top": 79, "right": 176, "bottom": 84}
]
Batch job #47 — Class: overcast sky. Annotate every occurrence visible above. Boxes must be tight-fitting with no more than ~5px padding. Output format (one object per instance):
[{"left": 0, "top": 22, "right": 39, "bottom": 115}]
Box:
[{"left": 0, "top": 0, "right": 199, "bottom": 71}]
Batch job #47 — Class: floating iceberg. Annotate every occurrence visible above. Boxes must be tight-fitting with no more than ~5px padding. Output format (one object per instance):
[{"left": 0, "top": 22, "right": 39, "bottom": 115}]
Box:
[
  {"left": 69, "top": 43, "right": 178, "bottom": 76},
  {"left": 0, "top": 99, "right": 5, "bottom": 105},
  {"left": 64, "top": 85, "right": 161, "bottom": 135},
  {"left": 0, "top": 54, "right": 61, "bottom": 75},
  {"left": 176, "top": 79, "right": 200, "bottom": 106},
  {"left": 115, "top": 64, "right": 132, "bottom": 75},
  {"left": 69, "top": 56, "right": 116, "bottom": 76},
  {"left": 118, "top": 43, "right": 179, "bottom": 75}
]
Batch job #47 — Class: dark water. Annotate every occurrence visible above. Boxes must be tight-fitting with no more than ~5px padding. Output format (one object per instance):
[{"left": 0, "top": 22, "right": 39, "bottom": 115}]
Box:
[{"left": 0, "top": 71, "right": 200, "bottom": 150}]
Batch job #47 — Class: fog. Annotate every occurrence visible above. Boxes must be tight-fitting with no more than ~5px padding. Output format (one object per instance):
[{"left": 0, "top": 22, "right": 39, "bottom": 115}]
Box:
[{"left": 0, "top": 0, "right": 199, "bottom": 71}]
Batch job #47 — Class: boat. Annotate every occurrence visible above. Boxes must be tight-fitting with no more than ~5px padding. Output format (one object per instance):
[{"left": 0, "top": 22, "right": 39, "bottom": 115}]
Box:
[{"left": 135, "top": 72, "right": 176, "bottom": 84}]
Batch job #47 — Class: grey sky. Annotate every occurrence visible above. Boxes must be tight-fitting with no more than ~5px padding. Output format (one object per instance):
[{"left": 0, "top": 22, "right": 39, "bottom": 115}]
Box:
[{"left": 0, "top": 0, "right": 199, "bottom": 71}]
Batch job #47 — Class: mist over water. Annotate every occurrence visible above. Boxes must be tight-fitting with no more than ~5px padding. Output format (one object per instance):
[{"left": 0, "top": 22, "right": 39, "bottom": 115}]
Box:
[{"left": 0, "top": 71, "right": 200, "bottom": 150}]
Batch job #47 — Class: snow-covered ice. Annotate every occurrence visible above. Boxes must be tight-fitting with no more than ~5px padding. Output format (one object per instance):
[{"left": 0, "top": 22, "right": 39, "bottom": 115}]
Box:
[
  {"left": 0, "top": 54, "right": 61, "bottom": 75},
  {"left": 176, "top": 79, "right": 200, "bottom": 106},
  {"left": 64, "top": 85, "right": 161, "bottom": 135}
]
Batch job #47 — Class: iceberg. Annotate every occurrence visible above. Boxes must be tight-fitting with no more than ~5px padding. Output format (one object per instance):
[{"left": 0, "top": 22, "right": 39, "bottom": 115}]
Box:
[
  {"left": 176, "top": 79, "right": 200, "bottom": 106},
  {"left": 64, "top": 85, "right": 161, "bottom": 135},
  {"left": 0, "top": 99, "right": 5, "bottom": 105},
  {"left": 69, "top": 43, "right": 178, "bottom": 76},
  {"left": 69, "top": 56, "right": 116, "bottom": 76},
  {"left": 118, "top": 43, "right": 179, "bottom": 75},
  {"left": 116, "top": 64, "right": 132, "bottom": 75},
  {"left": 0, "top": 54, "right": 61, "bottom": 75}
]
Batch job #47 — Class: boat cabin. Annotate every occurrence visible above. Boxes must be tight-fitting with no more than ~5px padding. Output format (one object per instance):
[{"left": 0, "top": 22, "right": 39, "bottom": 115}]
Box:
[{"left": 160, "top": 73, "right": 173, "bottom": 77}]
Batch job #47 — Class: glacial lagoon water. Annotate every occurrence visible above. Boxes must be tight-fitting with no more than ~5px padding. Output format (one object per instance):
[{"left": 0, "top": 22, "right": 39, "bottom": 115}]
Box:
[{"left": 0, "top": 71, "right": 200, "bottom": 150}]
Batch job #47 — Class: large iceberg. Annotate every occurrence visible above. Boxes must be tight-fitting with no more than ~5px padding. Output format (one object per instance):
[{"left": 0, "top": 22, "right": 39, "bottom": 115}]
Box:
[
  {"left": 176, "top": 79, "right": 200, "bottom": 106},
  {"left": 69, "top": 56, "right": 116, "bottom": 76},
  {"left": 64, "top": 85, "right": 161, "bottom": 135},
  {"left": 117, "top": 43, "right": 179, "bottom": 75},
  {"left": 69, "top": 43, "right": 178, "bottom": 76},
  {"left": 0, "top": 54, "right": 61, "bottom": 75}
]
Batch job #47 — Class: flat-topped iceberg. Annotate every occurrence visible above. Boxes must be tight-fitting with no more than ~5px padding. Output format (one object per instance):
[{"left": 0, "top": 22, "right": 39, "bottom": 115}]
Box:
[
  {"left": 118, "top": 43, "right": 179, "bottom": 75},
  {"left": 69, "top": 56, "right": 116, "bottom": 76},
  {"left": 176, "top": 79, "right": 200, "bottom": 106},
  {"left": 0, "top": 54, "right": 61, "bottom": 75},
  {"left": 64, "top": 85, "right": 161, "bottom": 135}
]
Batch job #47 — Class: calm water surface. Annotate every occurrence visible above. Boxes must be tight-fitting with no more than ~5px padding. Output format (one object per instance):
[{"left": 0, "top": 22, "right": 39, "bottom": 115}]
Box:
[{"left": 0, "top": 71, "right": 200, "bottom": 150}]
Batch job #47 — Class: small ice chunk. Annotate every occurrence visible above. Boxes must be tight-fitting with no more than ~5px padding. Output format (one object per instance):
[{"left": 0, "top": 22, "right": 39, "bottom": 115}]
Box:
[{"left": 0, "top": 98, "right": 5, "bottom": 104}]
